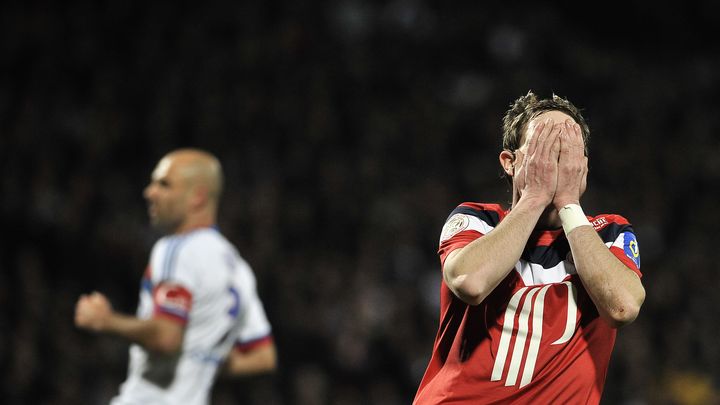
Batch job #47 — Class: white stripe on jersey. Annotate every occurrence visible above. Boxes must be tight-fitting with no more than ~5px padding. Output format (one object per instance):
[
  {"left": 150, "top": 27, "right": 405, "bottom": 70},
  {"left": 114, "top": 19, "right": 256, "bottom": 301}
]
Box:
[
  {"left": 514, "top": 259, "right": 576, "bottom": 286},
  {"left": 609, "top": 231, "right": 631, "bottom": 251},
  {"left": 467, "top": 215, "right": 495, "bottom": 235}
]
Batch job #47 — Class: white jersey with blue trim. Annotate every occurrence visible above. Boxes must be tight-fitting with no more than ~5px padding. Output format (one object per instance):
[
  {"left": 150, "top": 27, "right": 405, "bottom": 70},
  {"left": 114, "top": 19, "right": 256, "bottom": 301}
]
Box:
[{"left": 111, "top": 227, "right": 272, "bottom": 405}]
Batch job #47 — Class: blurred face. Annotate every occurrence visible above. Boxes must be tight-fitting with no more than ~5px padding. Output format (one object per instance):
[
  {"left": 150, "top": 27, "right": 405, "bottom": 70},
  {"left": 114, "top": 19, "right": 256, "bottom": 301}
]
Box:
[{"left": 143, "top": 157, "right": 192, "bottom": 233}]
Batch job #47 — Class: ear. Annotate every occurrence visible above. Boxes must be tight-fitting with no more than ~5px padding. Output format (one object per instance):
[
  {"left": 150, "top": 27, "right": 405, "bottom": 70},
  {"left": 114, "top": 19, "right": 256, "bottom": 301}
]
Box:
[
  {"left": 499, "top": 150, "right": 515, "bottom": 177},
  {"left": 189, "top": 185, "right": 209, "bottom": 209}
]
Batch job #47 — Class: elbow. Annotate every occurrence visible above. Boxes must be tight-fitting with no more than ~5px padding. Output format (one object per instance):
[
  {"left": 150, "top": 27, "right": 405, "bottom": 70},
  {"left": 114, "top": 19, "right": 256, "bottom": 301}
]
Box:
[
  {"left": 604, "top": 307, "right": 639, "bottom": 328},
  {"left": 150, "top": 332, "right": 183, "bottom": 354},
  {"left": 445, "top": 271, "right": 490, "bottom": 306},
  {"left": 604, "top": 292, "right": 645, "bottom": 329},
  {"left": 227, "top": 344, "right": 278, "bottom": 376},
  {"left": 261, "top": 345, "right": 278, "bottom": 373}
]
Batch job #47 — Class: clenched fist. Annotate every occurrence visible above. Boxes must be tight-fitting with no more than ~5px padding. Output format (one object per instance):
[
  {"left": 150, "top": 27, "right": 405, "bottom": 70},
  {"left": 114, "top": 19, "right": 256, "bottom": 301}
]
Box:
[{"left": 75, "top": 291, "right": 113, "bottom": 332}]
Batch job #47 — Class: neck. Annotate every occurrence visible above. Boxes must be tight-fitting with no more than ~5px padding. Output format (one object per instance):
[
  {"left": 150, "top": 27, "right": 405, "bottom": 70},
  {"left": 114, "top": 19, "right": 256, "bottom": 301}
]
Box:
[{"left": 174, "top": 210, "right": 216, "bottom": 235}]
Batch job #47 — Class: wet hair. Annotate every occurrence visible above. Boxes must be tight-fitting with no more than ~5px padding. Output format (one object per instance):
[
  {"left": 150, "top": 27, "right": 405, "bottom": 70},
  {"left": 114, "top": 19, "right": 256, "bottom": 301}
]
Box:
[{"left": 501, "top": 91, "right": 590, "bottom": 155}]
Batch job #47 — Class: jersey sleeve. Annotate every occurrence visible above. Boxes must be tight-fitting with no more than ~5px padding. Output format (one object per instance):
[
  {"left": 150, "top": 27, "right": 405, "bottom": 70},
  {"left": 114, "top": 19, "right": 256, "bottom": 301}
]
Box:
[
  {"left": 608, "top": 229, "right": 642, "bottom": 277},
  {"left": 233, "top": 259, "right": 273, "bottom": 352},
  {"left": 152, "top": 282, "right": 193, "bottom": 324},
  {"left": 593, "top": 214, "right": 642, "bottom": 277},
  {"left": 438, "top": 203, "right": 503, "bottom": 268},
  {"left": 151, "top": 236, "right": 201, "bottom": 324}
]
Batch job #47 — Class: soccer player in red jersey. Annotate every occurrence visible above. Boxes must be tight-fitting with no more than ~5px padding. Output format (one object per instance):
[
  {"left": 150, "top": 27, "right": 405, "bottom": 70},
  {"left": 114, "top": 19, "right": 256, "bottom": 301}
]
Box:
[{"left": 413, "top": 92, "right": 645, "bottom": 404}]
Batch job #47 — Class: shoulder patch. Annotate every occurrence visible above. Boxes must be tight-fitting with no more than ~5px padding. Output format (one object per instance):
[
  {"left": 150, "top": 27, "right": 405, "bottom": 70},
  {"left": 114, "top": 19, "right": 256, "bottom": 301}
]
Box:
[{"left": 440, "top": 213, "right": 470, "bottom": 242}]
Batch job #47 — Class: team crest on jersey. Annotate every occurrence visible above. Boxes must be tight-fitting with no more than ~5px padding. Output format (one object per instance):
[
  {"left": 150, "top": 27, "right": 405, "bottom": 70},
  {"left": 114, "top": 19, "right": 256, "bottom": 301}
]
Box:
[
  {"left": 440, "top": 213, "right": 470, "bottom": 242},
  {"left": 623, "top": 232, "right": 641, "bottom": 268}
]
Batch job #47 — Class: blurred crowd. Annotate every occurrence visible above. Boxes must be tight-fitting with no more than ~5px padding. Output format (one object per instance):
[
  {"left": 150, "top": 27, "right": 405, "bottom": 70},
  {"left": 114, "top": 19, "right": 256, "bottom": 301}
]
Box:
[{"left": 2, "top": 1, "right": 720, "bottom": 404}]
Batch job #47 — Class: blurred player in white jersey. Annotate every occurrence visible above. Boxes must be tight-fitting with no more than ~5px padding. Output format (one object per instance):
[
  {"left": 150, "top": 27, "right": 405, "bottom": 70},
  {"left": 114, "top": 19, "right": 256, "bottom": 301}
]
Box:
[{"left": 75, "top": 148, "right": 276, "bottom": 405}]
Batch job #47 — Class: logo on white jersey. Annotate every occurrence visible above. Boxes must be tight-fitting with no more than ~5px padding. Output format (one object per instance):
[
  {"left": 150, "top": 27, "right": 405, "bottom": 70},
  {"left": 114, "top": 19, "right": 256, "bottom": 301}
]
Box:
[{"left": 491, "top": 282, "right": 578, "bottom": 388}]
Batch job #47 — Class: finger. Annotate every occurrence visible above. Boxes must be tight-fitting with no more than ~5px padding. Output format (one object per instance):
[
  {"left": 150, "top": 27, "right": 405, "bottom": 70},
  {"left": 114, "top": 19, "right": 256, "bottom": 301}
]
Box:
[
  {"left": 559, "top": 125, "right": 571, "bottom": 160},
  {"left": 540, "top": 122, "right": 562, "bottom": 161},
  {"left": 551, "top": 128, "right": 562, "bottom": 162},
  {"left": 538, "top": 119, "right": 557, "bottom": 154},
  {"left": 518, "top": 122, "right": 545, "bottom": 154},
  {"left": 572, "top": 122, "right": 584, "bottom": 150},
  {"left": 572, "top": 122, "right": 581, "bottom": 139},
  {"left": 528, "top": 118, "right": 553, "bottom": 158},
  {"left": 560, "top": 121, "right": 582, "bottom": 162}
]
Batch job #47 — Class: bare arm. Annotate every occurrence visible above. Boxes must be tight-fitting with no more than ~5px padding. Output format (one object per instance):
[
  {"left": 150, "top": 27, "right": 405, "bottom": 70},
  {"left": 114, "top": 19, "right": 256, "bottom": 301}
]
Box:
[
  {"left": 554, "top": 120, "right": 645, "bottom": 328},
  {"left": 444, "top": 118, "right": 561, "bottom": 305},
  {"left": 224, "top": 342, "right": 277, "bottom": 376},
  {"left": 565, "top": 226, "right": 645, "bottom": 327},
  {"left": 443, "top": 197, "right": 547, "bottom": 305},
  {"left": 74, "top": 291, "right": 184, "bottom": 354}
]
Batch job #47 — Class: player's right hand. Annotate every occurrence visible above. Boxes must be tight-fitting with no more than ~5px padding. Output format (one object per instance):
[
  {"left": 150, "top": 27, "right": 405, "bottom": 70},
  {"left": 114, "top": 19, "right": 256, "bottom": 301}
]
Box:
[
  {"left": 74, "top": 291, "right": 113, "bottom": 332},
  {"left": 514, "top": 118, "right": 561, "bottom": 206}
]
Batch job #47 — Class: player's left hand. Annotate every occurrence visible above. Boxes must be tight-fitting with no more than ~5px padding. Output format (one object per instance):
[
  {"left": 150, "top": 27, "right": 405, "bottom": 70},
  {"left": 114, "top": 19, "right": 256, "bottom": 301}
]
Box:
[
  {"left": 75, "top": 291, "right": 113, "bottom": 332},
  {"left": 553, "top": 119, "right": 587, "bottom": 210}
]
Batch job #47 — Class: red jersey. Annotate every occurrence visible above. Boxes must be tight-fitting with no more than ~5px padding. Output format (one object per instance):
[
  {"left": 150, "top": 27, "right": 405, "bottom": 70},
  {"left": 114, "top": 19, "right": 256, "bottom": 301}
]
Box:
[{"left": 413, "top": 203, "right": 642, "bottom": 405}]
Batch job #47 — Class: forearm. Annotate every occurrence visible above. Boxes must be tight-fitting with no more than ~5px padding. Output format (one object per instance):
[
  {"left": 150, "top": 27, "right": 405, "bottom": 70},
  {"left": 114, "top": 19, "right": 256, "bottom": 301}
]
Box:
[
  {"left": 445, "top": 197, "right": 547, "bottom": 305},
  {"left": 567, "top": 226, "right": 645, "bottom": 327},
  {"left": 224, "top": 344, "right": 277, "bottom": 376},
  {"left": 103, "top": 313, "right": 183, "bottom": 354}
]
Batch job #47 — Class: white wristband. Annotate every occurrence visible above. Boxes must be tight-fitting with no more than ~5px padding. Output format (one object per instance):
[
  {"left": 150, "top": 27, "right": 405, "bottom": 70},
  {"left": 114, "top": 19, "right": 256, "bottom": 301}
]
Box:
[{"left": 558, "top": 204, "right": 592, "bottom": 234}]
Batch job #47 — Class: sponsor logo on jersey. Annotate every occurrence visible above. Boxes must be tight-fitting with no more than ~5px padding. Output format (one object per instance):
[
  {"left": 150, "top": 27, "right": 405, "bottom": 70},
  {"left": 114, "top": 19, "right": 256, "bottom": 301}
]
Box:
[
  {"left": 592, "top": 216, "right": 608, "bottom": 229},
  {"left": 623, "top": 232, "right": 641, "bottom": 268},
  {"left": 440, "top": 214, "right": 470, "bottom": 242}
]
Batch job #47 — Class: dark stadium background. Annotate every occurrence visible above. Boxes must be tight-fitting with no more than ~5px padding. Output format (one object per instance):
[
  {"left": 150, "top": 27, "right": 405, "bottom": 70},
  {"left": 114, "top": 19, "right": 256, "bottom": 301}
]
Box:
[{"left": 2, "top": 1, "right": 719, "bottom": 404}]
